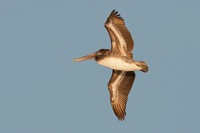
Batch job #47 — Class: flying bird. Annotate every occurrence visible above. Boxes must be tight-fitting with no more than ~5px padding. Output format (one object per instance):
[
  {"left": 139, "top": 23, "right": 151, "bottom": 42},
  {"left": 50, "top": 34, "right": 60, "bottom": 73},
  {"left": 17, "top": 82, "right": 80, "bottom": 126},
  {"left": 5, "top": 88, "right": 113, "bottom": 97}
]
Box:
[{"left": 73, "top": 10, "right": 148, "bottom": 120}]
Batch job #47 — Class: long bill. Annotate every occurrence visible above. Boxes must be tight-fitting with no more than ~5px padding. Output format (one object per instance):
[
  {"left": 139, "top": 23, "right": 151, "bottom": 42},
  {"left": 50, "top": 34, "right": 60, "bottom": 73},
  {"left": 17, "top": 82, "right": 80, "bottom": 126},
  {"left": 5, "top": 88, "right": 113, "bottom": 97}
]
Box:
[{"left": 73, "top": 52, "right": 97, "bottom": 62}]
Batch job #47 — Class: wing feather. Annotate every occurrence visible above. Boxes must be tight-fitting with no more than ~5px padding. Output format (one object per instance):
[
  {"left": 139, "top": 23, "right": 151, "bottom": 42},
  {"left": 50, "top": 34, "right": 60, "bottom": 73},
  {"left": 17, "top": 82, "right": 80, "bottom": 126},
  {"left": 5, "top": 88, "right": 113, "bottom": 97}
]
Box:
[
  {"left": 105, "top": 10, "right": 134, "bottom": 58},
  {"left": 108, "top": 70, "right": 135, "bottom": 120}
]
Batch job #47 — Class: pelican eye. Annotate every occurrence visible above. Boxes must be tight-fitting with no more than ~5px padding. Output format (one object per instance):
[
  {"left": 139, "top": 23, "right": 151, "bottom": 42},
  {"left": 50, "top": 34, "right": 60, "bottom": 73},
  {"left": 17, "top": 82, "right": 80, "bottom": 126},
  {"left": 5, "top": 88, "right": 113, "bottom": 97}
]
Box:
[{"left": 96, "top": 51, "right": 102, "bottom": 55}]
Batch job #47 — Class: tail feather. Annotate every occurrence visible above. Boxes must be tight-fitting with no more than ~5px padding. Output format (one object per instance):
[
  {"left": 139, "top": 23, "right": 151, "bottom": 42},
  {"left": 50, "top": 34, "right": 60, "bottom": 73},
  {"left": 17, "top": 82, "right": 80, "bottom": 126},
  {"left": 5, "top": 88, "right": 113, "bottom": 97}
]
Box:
[{"left": 137, "top": 61, "right": 148, "bottom": 72}]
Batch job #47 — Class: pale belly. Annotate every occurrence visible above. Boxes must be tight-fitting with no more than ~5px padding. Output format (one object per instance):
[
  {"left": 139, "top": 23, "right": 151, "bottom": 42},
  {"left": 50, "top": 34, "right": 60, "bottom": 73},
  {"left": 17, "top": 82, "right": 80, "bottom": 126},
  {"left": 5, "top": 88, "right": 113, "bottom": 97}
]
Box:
[{"left": 97, "top": 56, "right": 141, "bottom": 71}]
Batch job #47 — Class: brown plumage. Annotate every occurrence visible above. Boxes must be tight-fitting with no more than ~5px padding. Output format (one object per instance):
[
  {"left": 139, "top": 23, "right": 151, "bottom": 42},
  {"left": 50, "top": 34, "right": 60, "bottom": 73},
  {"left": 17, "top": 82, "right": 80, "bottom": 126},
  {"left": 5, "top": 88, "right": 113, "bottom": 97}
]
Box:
[
  {"left": 73, "top": 10, "right": 148, "bottom": 121},
  {"left": 108, "top": 70, "right": 135, "bottom": 120},
  {"left": 105, "top": 9, "right": 134, "bottom": 57},
  {"left": 105, "top": 10, "right": 136, "bottom": 120}
]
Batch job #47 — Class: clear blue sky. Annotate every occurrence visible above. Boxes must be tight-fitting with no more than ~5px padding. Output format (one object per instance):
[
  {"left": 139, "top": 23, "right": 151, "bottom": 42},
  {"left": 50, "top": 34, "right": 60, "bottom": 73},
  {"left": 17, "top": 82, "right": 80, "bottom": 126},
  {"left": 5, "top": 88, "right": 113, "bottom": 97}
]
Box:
[{"left": 0, "top": 0, "right": 200, "bottom": 133}]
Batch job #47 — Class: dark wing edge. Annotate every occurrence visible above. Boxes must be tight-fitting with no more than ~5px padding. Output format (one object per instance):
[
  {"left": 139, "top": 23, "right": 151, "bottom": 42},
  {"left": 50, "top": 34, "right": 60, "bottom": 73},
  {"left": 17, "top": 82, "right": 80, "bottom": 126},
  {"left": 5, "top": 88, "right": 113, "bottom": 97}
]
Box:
[
  {"left": 108, "top": 70, "right": 135, "bottom": 120},
  {"left": 106, "top": 9, "right": 124, "bottom": 24}
]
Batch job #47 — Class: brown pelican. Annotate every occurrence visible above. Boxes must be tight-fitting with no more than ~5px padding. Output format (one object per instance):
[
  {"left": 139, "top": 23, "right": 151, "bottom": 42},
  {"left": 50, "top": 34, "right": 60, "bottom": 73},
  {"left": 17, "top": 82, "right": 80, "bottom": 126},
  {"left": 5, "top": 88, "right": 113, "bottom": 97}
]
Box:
[{"left": 73, "top": 10, "right": 148, "bottom": 120}]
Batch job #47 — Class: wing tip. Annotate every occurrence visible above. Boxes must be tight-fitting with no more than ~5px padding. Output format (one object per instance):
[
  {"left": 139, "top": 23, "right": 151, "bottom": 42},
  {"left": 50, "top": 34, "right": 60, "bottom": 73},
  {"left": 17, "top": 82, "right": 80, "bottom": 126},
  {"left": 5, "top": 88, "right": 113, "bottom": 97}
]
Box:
[
  {"left": 109, "top": 9, "right": 124, "bottom": 20},
  {"left": 112, "top": 104, "right": 126, "bottom": 121}
]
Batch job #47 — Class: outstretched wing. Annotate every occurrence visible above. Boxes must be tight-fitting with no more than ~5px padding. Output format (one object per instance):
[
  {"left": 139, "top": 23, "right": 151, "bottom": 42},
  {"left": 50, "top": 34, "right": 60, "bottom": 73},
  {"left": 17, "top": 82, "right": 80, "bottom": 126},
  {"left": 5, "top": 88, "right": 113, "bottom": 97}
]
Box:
[
  {"left": 108, "top": 70, "right": 135, "bottom": 120},
  {"left": 105, "top": 10, "right": 134, "bottom": 58}
]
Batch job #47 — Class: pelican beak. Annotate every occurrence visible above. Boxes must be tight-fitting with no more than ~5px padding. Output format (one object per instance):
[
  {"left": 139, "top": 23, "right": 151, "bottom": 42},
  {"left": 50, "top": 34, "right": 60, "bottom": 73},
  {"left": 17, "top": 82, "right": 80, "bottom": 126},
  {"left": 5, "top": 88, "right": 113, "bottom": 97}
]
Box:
[{"left": 73, "top": 52, "right": 97, "bottom": 62}]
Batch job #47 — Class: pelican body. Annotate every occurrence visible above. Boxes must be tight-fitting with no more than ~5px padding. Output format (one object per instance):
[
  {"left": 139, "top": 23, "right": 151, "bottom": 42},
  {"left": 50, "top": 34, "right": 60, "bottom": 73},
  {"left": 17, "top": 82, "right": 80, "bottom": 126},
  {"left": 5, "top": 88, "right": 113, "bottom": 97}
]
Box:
[{"left": 73, "top": 10, "right": 148, "bottom": 120}]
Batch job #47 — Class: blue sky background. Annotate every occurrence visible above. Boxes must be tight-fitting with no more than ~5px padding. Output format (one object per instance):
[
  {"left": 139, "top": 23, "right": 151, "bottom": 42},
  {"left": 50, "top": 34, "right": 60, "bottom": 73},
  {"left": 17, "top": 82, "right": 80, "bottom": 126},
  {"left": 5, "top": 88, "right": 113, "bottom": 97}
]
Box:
[{"left": 0, "top": 0, "right": 200, "bottom": 133}]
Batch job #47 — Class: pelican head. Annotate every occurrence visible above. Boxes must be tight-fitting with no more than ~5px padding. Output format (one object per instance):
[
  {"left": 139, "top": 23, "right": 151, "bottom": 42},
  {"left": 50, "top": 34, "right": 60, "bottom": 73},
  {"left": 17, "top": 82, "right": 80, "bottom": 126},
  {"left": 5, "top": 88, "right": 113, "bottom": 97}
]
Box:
[{"left": 73, "top": 49, "right": 110, "bottom": 62}]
